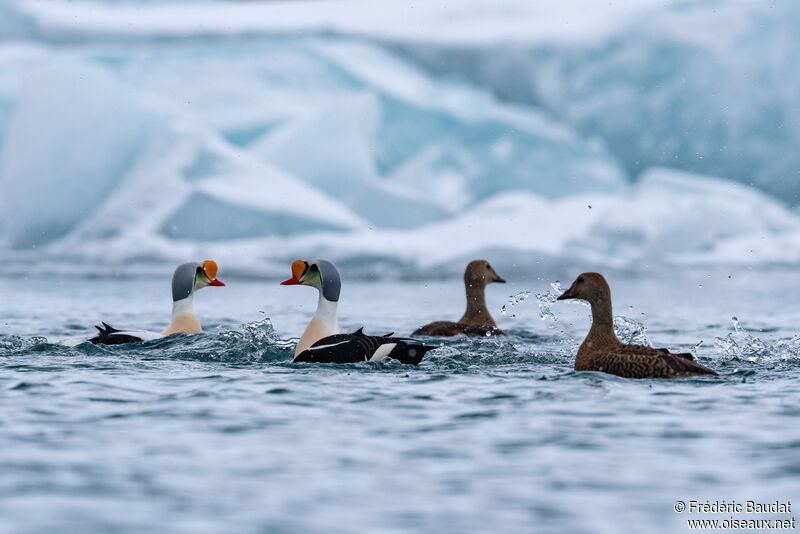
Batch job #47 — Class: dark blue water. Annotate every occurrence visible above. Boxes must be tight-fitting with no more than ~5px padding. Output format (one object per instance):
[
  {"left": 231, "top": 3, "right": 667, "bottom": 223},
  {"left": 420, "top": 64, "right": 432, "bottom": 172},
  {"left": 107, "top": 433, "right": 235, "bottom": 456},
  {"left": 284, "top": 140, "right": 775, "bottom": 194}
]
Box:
[{"left": 1, "top": 270, "right": 799, "bottom": 533}]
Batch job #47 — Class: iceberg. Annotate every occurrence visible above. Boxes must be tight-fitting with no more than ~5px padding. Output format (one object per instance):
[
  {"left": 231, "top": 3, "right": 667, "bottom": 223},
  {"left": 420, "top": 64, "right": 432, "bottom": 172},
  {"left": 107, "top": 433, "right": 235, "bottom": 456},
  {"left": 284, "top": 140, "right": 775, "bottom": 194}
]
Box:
[
  {"left": 160, "top": 168, "right": 800, "bottom": 276},
  {"left": 0, "top": 61, "right": 156, "bottom": 248},
  {"left": 1, "top": 1, "right": 800, "bottom": 276},
  {"left": 311, "top": 168, "right": 800, "bottom": 271},
  {"left": 103, "top": 37, "right": 629, "bottom": 226},
  {"left": 0, "top": 34, "right": 629, "bottom": 253},
  {"left": 0, "top": 1, "right": 33, "bottom": 41},
  {"left": 0, "top": 54, "right": 367, "bottom": 257},
  {"left": 395, "top": 1, "right": 800, "bottom": 204},
  {"left": 568, "top": 168, "right": 800, "bottom": 267},
  {"left": 13, "top": 0, "right": 800, "bottom": 201},
  {"left": 43, "top": 120, "right": 368, "bottom": 263}
]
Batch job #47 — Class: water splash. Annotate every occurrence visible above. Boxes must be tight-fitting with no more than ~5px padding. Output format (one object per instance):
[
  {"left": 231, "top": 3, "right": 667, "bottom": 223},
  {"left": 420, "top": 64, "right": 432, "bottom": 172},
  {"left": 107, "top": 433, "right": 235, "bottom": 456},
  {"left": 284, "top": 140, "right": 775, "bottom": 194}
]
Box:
[
  {"left": 218, "top": 318, "right": 282, "bottom": 350},
  {"left": 531, "top": 280, "right": 564, "bottom": 322},
  {"left": 501, "top": 291, "right": 531, "bottom": 319},
  {"left": 0, "top": 335, "right": 49, "bottom": 355},
  {"left": 713, "top": 316, "right": 775, "bottom": 362},
  {"left": 774, "top": 336, "right": 800, "bottom": 360},
  {"left": 613, "top": 316, "right": 651, "bottom": 346}
]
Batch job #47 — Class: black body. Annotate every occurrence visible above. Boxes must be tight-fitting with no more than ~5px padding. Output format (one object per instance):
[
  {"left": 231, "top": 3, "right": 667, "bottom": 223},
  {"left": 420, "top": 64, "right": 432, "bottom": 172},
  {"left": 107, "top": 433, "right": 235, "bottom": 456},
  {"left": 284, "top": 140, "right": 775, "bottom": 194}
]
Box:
[
  {"left": 295, "top": 328, "right": 435, "bottom": 365},
  {"left": 89, "top": 322, "right": 144, "bottom": 345},
  {"left": 412, "top": 321, "right": 505, "bottom": 337}
]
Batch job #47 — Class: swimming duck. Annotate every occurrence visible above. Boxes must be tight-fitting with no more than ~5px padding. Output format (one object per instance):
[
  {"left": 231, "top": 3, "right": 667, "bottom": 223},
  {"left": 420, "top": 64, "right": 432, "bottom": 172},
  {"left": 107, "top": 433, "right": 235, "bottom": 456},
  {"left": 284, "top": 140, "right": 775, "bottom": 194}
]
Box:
[
  {"left": 281, "top": 259, "right": 435, "bottom": 364},
  {"left": 557, "top": 273, "right": 717, "bottom": 378},
  {"left": 89, "top": 260, "right": 225, "bottom": 345},
  {"left": 412, "top": 260, "right": 506, "bottom": 337}
]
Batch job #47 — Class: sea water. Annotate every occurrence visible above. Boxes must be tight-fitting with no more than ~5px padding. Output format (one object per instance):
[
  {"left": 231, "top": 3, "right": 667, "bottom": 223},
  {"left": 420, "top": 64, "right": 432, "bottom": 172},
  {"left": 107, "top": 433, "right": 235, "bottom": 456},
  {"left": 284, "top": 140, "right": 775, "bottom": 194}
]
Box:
[{"left": 1, "top": 270, "right": 798, "bottom": 533}]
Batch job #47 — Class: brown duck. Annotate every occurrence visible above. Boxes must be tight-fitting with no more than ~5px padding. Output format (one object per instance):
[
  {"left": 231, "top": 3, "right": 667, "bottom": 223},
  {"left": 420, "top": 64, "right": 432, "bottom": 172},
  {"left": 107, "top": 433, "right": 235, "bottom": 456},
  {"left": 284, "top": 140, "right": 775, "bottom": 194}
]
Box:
[
  {"left": 413, "top": 260, "right": 506, "bottom": 337},
  {"left": 557, "top": 273, "right": 717, "bottom": 378}
]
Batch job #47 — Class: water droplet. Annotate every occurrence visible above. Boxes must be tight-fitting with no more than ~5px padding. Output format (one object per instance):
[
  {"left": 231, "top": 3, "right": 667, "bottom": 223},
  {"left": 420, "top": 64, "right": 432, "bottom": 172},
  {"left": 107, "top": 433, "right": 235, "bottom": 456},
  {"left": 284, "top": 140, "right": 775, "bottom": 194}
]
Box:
[{"left": 502, "top": 290, "right": 531, "bottom": 318}]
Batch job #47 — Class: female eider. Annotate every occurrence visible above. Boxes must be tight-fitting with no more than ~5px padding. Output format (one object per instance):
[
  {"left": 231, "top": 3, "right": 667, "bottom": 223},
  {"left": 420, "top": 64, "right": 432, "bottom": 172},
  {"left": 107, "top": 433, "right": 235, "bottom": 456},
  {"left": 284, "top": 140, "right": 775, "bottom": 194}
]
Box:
[
  {"left": 281, "top": 259, "right": 435, "bottom": 365},
  {"left": 557, "top": 272, "right": 717, "bottom": 378},
  {"left": 89, "top": 260, "right": 225, "bottom": 345},
  {"left": 412, "top": 260, "right": 506, "bottom": 337}
]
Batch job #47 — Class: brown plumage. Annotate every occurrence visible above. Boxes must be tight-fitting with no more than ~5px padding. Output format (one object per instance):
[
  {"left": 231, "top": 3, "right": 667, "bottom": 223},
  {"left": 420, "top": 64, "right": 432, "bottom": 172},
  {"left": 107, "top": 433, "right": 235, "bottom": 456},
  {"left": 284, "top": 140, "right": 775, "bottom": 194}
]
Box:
[
  {"left": 557, "top": 273, "right": 717, "bottom": 379},
  {"left": 413, "top": 260, "right": 506, "bottom": 337}
]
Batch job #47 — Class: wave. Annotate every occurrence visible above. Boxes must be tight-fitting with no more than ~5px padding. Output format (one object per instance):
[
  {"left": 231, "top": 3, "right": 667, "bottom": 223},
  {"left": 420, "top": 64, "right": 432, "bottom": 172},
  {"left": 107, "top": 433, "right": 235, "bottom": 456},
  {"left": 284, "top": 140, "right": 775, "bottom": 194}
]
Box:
[{"left": 3, "top": 314, "right": 797, "bottom": 379}]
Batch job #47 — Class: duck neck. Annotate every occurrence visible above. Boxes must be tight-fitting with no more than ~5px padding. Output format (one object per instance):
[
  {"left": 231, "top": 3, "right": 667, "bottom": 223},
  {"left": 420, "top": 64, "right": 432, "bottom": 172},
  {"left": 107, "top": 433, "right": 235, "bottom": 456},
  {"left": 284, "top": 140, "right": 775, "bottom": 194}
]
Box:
[
  {"left": 459, "top": 283, "right": 496, "bottom": 326},
  {"left": 296, "top": 294, "right": 341, "bottom": 357},
  {"left": 579, "top": 297, "right": 619, "bottom": 355},
  {"left": 163, "top": 295, "right": 202, "bottom": 335}
]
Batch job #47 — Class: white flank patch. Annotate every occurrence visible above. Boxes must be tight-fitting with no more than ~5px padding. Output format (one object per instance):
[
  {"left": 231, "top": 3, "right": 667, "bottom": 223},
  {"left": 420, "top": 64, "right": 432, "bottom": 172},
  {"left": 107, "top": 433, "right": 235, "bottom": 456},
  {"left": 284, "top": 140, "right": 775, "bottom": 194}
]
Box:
[{"left": 369, "top": 343, "right": 397, "bottom": 362}]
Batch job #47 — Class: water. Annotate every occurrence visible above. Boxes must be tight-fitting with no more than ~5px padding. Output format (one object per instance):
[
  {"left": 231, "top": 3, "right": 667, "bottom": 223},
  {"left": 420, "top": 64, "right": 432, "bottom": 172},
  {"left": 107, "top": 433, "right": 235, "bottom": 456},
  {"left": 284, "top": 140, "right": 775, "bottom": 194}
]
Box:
[{"left": 1, "top": 270, "right": 799, "bottom": 533}]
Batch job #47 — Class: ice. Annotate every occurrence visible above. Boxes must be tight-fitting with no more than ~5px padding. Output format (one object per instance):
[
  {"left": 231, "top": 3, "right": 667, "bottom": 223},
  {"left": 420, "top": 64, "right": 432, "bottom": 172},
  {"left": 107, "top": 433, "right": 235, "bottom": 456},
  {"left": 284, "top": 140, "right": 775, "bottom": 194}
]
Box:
[
  {"left": 0, "top": 61, "right": 157, "bottom": 248},
  {"left": 2, "top": 2, "right": 800, "bottom": 274},
  {"left": 13, "top": 0, "right": 800, "bottom": 201},
  {"left": 250, "top": 91, "right": 449, "bottom": 228},
  {"left": 0, "top": 57, "right": 366, "bottom": 256},
  {"left": 221, "top": 167, "right": 798, "bottom": 274},
  {"left": 570, "top": 168, "right": 800, "bottom": 266},
  {"left": 43, "top": 122, "right": 367, "bottom": 264},
  {"left": 396, "top": 1, "right": 800, "bottom": 203},
  {"left": 243, "top": 39, "right": 628, "bottom": 224},
  {"left": 15, "top": 0, "right": 671, "bottom": 44},
  {"left": 0, "top": 36, "right": 626, "bottom": 242},
  {"left": 0, "top": 2, "right": 33, "bottom": 41},
  {"left": 313, "top": 40, "right": 627, "bottom": 205}
]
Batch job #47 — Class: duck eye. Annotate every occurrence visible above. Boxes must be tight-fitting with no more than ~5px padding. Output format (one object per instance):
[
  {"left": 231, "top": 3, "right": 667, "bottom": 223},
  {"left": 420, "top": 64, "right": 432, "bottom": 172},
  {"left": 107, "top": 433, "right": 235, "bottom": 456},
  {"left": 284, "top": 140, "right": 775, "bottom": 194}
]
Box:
[
  {"left": 486, "top": 264, "right": 492, "bottom": 270},
  {"left": 577, "top": 277, "right": 584, "bottom": 283}
]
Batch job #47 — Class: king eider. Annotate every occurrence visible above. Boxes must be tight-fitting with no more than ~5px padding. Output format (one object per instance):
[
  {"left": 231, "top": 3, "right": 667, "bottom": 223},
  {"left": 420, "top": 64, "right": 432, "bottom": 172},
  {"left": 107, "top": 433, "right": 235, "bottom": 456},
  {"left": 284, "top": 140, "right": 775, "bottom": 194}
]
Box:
[
  {"left": 413, "top": 260, "right": 506, "bottom": 337},
  {"left": 281, "top": 259, "right": 435, "bottom": 365},
  {"left": 88, "top": 260, "right": 225, "bottom": 345},
  {"left": 557, "top": 272, "right": 717, "bottom": 379}
]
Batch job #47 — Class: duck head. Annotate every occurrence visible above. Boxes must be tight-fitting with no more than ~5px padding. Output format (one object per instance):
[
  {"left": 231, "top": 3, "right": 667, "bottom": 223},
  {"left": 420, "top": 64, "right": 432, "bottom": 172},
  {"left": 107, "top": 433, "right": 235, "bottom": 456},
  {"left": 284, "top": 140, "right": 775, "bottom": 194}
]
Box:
[
  {"left": 557, "top": 272, "right": 610, "bottom": 304},
  {"left": 465, "top": 260, "right": 506, "bottom": 288},
  {"left": 172, "top": 259, "right": 225, "bottom": 302},
  {"left": 280, "top": 259, "right": 341, "bottom": 302}
]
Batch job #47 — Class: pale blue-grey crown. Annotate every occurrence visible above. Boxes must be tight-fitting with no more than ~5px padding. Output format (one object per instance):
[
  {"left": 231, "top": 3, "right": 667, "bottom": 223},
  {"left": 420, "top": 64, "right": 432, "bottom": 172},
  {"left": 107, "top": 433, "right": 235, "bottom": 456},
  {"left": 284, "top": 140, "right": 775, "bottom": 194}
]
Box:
[
  {"left": 314, "top": 259, "right": 341, "bottom": 302},
  {"left": 172, "top": 262, "right": 200, "bottom": 302}
]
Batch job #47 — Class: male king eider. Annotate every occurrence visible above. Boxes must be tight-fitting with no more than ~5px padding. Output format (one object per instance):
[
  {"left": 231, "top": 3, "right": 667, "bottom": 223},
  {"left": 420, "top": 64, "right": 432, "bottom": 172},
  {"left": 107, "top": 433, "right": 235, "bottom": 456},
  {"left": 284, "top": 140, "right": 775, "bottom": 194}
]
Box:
[
  {"left": 557, "top": 272, "right": 717, "bottom": 378},
  {"left": 281, "top": 259, "right": 435, "bottom": 365},
  {"left": 413, "top": 260, "right": 506, "bottom": 337},
  {"left": 88, "top": 260, "right": 225, "bottom": 345}
]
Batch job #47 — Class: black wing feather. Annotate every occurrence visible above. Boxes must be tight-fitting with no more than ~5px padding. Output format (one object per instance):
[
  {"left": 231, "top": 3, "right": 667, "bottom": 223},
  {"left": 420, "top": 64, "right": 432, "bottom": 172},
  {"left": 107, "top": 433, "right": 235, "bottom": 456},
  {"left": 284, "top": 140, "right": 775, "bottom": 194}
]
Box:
[{"left": 88, "top": 323, "right": 144, "bottom": 345}]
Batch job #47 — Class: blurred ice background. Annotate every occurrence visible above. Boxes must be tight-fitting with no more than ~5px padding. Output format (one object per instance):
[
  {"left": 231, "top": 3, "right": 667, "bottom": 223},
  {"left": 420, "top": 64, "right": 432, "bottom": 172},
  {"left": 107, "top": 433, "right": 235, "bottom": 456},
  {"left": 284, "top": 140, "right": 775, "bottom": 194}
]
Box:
[{"left": 1, "top": 0, "right": 799, "bottom": 277}]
